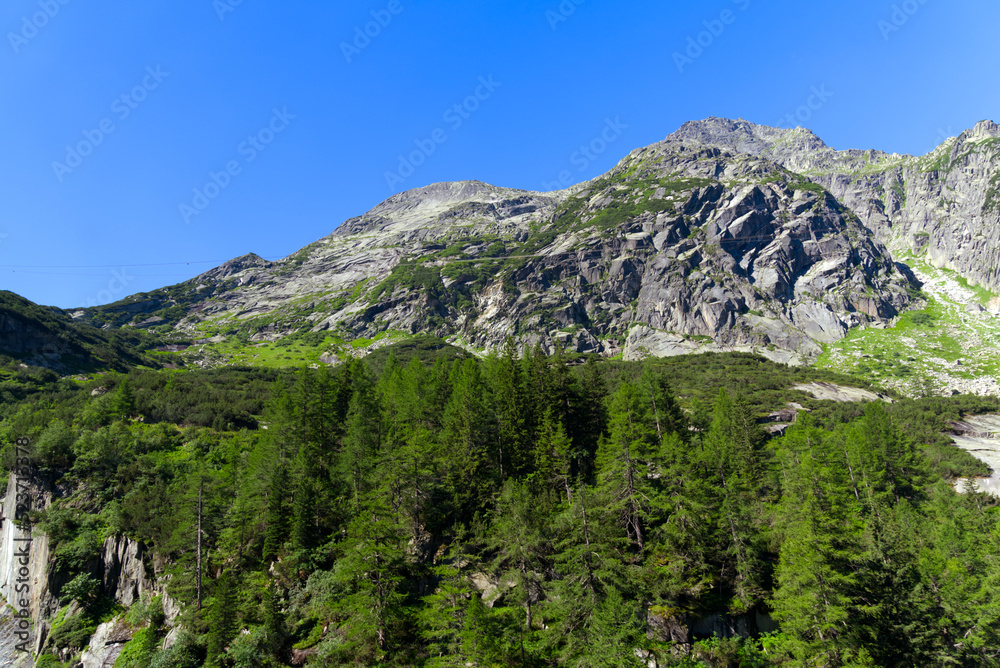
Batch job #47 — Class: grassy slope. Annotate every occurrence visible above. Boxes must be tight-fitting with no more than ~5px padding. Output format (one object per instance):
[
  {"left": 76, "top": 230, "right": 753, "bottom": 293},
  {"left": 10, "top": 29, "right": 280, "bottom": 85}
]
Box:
[{"left": 817, "top": 253, "right": 1000, "bottom": 397}]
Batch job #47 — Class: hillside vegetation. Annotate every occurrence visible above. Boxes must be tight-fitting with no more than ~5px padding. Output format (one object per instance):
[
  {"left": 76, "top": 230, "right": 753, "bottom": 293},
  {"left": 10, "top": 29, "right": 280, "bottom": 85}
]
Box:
[{"left": 3, "top": 347, "right": 1000, "bottom": 667}]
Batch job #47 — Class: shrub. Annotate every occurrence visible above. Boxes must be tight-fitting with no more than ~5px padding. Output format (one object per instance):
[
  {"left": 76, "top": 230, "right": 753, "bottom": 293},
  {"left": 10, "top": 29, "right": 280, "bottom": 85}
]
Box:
[
  {"left": 60, "top": 573, "right": 100, "bottom": 606},
  {"left": 114, "top": 626, "right": 156, "bottom": 668},
  {"left": 49, "top": 613, "right": 96, "bottom": 652}
]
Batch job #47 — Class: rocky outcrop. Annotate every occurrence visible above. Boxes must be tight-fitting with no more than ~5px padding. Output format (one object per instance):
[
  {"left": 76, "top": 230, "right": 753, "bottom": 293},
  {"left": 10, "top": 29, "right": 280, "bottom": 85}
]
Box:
[
  {"left": 0, "top": 471, "right": 178, "bottom": 666},
  {"left": 101, "top": 534, "right": 155, "bottom": 608},
  {"left": 668, "top": 117, "right": 1000, "bottom": 294},
  {"left": 791, "top": 382, "right": 893, "bottom": 403},
  {"left": 647, "top": 606, "right": 778, "bottom": 646},
  {"left": 0, "top": 472, "right": 62, "bottom": 662},
  {"left": 80, "top": 616, "right": 132, "bottom": 668}
]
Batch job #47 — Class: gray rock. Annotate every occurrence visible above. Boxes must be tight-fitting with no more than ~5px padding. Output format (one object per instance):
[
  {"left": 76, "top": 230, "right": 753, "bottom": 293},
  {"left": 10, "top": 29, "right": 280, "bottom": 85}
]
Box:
[
  {"left": 80, "top": 616, "right": 131, "bottom": 668},
  {"left": 82, "top": 120, "right": 953, "bottom": 366},
  {"left": 100, "top": 534, "right": 154, "bottom": 607}
]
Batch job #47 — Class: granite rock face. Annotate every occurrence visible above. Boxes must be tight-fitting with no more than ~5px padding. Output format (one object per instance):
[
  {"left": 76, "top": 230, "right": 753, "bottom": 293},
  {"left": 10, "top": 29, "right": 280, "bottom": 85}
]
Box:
[
  {"left": 667, "top": 117, "right": 1000, "bottom": 292},
  {"left": 83, "top": 121, "right": 941, "bottom": 365},
  {"left": 0, "top": 473, "right": 178, "bottom": 666}
]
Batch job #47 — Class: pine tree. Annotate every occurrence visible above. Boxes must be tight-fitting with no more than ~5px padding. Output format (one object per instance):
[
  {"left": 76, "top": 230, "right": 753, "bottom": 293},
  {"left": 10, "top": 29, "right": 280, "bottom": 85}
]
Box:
[
  {"left": 490, "top": 338, "right": 532, "bottom": 479},
  {"left": 489, "top": 480, "right": 553, "bottom": 635},
  {"left": 844, "top": 402, "right": 928, "bottom": 507},
  {"left": 638, "top": 361, "right": 688, "bottom": 444},
  {"left": 595, "top": 381, "right": 656, "bottom": 554},
  {"left": 418, "top": 544, "right": 478, "bottom": 666},
  {"left": 573, "top": 356, "right": 608, "bottom": 479},
  {"left": 112, "top": 378, "right": 136, "bottom": 420},
  {"left": 441, "top": 359, "right": 498, "bottom": 517},
  {"left": 291, "top": 475, "right": 316, "bottom": 553},
  {"left": 205, "top": 571, "right": 239, "bottom": 667},
  {"left": 336, "top": 370, "right": 383, "bottom": 514},
  {"left": 263, "top": 464, "right": 291, "bottom": 561},
  {"left": 771, "top": 420, "right": 863, "bottom": 665},
  {"left": 332, "top": 501, "right": 407, "bottom": 663},
  {"left": 584, "top": 587, "right": 648, "bottom": 668},
  {"left": 460, "top": 592, "right": 502, "bottom": 667},
  {"left": 544, "top": 485, "right": 605, "bottom": 664},
  {"left": 532, "top": 409, "right": 574, "bottom": 502},
  {"left": 263, "top": 579, "right": 285, "bottom": 658},
  {"left": 698, "top": 389, "right": 770, "bottom": 610}
]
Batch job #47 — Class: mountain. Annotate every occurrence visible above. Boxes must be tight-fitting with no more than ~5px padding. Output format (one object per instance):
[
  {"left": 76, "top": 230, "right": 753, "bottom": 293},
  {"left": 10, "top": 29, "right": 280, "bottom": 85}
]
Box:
[
  {"left": 667, "top": 117, "right": 1000, "bottom": 291},
  {"left": 0, "top": 291, "right": 161, "bottom": 373},
  {"left": 80, "top": 120, "right": 947, "bottom": 367}
]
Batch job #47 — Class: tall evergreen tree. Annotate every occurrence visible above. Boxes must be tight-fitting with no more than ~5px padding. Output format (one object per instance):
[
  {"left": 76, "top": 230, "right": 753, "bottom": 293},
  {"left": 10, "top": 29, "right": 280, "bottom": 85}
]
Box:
[
  {"left": 205, "top": 571, "right": 239, "bottom": 667},
  {"left": 330, "top": 496, "right": 407, "bottom": 663},
  {"left": 441, "top": 358, "right": 499, "bottom": 517},
  {"left": 489, "top": 338, "right": 532, "bottom": 479},
  {"left": 595, "top": 381, "right": 657, "bottom": 554},
  {"left": 263, "top": 464, "right": 291, "bottom": 561},
  {"left": 771, "top": 420, "right": 864, "bottom": 666}
]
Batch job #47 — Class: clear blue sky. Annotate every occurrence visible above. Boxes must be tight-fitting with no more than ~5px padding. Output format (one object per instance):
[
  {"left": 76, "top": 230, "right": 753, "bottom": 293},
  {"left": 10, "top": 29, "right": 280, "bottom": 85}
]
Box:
[{"left": 2, "top": 0, "right": 998, "bottom": 308}]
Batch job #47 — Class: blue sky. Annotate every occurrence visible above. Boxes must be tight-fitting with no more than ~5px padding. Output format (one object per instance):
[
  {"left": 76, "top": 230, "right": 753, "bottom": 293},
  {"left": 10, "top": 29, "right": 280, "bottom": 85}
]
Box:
[{"left": 2, "top": 0, "right": 998, "bottom": 308}]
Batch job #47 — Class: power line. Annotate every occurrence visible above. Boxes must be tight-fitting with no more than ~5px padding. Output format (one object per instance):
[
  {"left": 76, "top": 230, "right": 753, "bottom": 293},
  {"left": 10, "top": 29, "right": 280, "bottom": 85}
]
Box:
[
  {"left": 0, "top": 256, "right": 287, "bottom": 272},
  {"left": 7, "top": 271, "right": 204, "bottom": 277}
]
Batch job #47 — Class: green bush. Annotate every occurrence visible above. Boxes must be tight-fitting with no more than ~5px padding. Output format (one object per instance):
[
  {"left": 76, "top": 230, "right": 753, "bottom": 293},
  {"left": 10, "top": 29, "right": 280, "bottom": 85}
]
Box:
[
  {"left": 49, "top": 613, "right": 96, "bottom": 651},
  {"left": 114, "top": 626, "right": 156, "bottom": 668},
  {"left": 34, "top": 419, "right": 76, "bottom": 469},
  {"left": 148, "top": 631, "right": 205, "bottom": 668},
  {"left": 60, "top": 572, "right": 100, "bottom": 606}
]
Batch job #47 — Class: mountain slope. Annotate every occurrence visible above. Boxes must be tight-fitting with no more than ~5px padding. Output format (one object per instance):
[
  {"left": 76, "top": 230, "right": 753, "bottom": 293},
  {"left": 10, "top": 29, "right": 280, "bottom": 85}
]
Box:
[
  {"left": 80, "top": 139, "right": 917, "bottom": 366},
  {"left": 0, "top": 291, "right": 161, "bottom": 372}
]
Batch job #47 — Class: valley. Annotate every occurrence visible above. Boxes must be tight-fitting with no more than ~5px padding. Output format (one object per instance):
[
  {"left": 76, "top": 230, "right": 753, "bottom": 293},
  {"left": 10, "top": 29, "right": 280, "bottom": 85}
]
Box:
[{"left": 5, "top": 117, "right": 1000, "bottom": 668}]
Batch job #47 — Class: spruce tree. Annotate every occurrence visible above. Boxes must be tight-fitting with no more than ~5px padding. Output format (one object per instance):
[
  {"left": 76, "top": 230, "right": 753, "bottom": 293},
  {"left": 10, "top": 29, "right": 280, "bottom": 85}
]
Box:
[
  {"left": 595, "top": 381, "right": 656, "bottom": 554},
  {"left": 331, "top": 496, "right": 407, "bottom": 663},
  {"left": 205, "top": 571, "right": 239, "bottom": 667},
  {"left": 263, "top": 464, "right": 291, "bottom": 561}
]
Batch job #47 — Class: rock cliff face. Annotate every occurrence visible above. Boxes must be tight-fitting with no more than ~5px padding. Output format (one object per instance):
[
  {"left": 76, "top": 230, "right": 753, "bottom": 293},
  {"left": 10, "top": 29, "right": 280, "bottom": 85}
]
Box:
[
  {"left": 84, "top": 123, "right": 945, "bottom": 365},
  {"left": 0, "top": 472, "right": 62, "bottom": 664},
  {"left": 667, "top": 117, "right": 1000, "bottom": 292},
  {"left": 0, "top": 473, "right": 178, "bottom": 667}
]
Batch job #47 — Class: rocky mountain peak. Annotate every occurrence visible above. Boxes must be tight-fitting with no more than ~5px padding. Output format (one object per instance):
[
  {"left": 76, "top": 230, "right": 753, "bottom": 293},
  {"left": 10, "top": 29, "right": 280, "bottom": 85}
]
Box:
[
  {"left": 333, "top": 180, "right": 559, "bottom": 240},
  {"left": 960, "top": 119, "right": 1000, "bottom": 142},
  {"left": 665, "top": 117, "right": 828, "bottom": 155},
  {"left": 198, "top": 253, "right": 273, "bottom": 281},
  {"left": 81, "top": 116, "right": 1000, "bottom": 369}
]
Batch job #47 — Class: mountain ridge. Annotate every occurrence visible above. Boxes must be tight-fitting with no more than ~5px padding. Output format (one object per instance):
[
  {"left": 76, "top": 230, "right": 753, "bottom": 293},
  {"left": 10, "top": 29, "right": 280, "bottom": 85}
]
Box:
[{"left": 20, "top": 116, "right": 997, "bottom": 379}]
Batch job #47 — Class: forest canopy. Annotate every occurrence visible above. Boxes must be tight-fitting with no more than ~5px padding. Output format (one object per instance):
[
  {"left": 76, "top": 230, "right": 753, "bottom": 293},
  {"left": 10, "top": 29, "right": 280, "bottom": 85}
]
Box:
[{"left": 2, "top": 347, "right": 999, "bottom": 667}]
